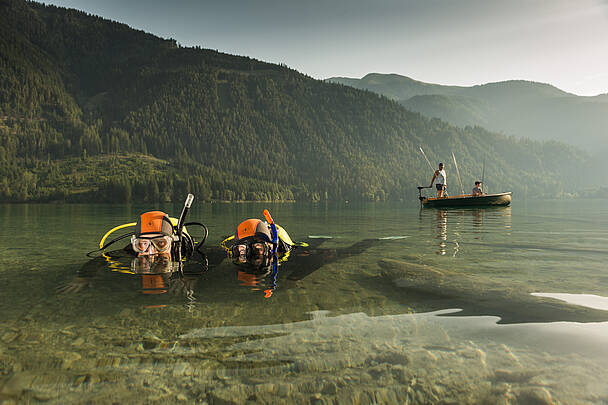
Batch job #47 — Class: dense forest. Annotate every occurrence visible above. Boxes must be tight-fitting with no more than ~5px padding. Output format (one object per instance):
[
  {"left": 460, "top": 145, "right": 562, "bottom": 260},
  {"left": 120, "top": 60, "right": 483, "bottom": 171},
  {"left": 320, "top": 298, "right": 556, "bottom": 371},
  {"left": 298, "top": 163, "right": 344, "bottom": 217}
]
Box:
[{"left": 0, "top": 0, "right": 592, "bottom": 203}]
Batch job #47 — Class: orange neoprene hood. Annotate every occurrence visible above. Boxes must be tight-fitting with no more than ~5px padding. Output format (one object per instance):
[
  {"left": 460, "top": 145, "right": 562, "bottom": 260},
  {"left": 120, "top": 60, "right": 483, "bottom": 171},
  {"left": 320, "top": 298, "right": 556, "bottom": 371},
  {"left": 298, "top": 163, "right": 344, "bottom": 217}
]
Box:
[
  {"left": 135, "top": 211, "right": 173, "bottom": 237},
  {"left": 235, "top": 219, "right": 272, "bottom": 243}
]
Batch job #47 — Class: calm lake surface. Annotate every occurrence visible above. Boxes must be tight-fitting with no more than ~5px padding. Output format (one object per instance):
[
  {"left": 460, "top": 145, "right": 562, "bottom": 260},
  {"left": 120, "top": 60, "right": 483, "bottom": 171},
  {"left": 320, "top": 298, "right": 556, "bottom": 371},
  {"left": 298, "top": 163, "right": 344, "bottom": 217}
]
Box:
[{"left": 1, "top": 200, "right": 607, "bottom": 404}]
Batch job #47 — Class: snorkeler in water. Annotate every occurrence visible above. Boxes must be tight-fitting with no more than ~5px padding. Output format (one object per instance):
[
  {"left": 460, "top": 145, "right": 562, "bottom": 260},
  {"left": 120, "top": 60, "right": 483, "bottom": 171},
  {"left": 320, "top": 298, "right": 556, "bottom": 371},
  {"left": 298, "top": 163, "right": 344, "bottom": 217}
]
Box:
[
  {"left": 214, "top": 210, "right": 293, "bottom": 298},
  {"left": 59, "top": 195, "right": 209, "bottom": 297},
  {"left": 213, "top": 210, "right": 388, "bottom": 298}
]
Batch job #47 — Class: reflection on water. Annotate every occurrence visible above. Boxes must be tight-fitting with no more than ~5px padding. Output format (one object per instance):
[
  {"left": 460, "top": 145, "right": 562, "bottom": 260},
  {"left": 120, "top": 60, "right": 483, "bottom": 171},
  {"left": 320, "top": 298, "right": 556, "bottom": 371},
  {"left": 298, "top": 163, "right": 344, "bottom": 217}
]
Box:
[
  {"left": 435, "top": 210, "right": 448, "bottom": 256},
  {"left": 422, "top": 206, "right": 512, "bottom": 256},
  {"left": 57, "top": 248, "right": 210, "bottom": 308},
  {"left": 0, "top": 201, "right": 607, "bottom": 404}
]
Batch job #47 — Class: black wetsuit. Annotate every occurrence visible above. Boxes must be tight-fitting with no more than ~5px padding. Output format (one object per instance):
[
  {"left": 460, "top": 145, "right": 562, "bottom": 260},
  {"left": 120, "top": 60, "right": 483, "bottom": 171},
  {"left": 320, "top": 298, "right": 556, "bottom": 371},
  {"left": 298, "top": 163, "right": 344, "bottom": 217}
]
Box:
[{"left": 210, "top": 238, "right": 382, "bottom": 286}]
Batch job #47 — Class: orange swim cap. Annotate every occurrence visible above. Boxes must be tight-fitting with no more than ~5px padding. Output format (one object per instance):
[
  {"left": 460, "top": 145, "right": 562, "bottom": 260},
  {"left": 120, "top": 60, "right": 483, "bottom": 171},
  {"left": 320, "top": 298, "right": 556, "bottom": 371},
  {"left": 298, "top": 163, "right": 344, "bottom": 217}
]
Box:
[{"left": 135, "top": 211, "right": 173, "bottom": 237}]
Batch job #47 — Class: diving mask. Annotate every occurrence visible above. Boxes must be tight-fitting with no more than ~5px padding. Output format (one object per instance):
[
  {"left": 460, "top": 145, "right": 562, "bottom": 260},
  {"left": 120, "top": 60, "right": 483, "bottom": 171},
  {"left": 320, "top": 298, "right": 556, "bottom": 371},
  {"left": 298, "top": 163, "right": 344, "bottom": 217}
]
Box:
[
  {"left": 131, "top": 235, "right": 172, "bottom": 253},
  {"left": 231, "top": 240, "right": 270, "bottom": 265}
]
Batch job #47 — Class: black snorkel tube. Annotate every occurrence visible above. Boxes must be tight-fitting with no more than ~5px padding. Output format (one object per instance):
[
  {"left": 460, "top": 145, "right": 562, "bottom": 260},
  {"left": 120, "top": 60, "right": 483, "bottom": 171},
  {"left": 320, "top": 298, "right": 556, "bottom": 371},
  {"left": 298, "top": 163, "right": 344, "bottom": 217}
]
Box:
[
  {"left": 176, "top": 194, "right": 195, "bottom": 268},
  {"left": 177, "top": 194, "right": 195, "bottom": 237}
]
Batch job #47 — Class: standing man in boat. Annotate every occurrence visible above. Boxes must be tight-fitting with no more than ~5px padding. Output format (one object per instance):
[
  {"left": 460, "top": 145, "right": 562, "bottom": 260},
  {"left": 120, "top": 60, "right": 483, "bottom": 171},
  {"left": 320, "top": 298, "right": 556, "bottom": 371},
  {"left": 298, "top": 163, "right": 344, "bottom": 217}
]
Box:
[{"left": 430, "top": 162, "right": 447, "bottom": 198}]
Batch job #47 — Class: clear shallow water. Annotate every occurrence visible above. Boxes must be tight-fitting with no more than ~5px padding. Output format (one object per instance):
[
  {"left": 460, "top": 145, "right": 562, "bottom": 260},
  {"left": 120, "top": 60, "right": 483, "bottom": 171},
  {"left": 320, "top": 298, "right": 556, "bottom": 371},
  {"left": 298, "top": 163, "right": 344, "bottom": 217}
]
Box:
[{"left": 1, "top": 200, "right": 608, "bottom": 404}]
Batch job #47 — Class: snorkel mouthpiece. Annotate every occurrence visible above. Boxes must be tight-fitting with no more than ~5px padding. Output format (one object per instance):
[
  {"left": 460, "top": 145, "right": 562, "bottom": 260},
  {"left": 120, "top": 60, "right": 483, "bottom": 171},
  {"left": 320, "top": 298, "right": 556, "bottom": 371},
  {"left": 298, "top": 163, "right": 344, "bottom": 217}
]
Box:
[
  {"left": 263, "top": 209, "right": 274, "bottom": 225},
  {"left": 263, "top": 210, "right": 278, "bottom": 250}
]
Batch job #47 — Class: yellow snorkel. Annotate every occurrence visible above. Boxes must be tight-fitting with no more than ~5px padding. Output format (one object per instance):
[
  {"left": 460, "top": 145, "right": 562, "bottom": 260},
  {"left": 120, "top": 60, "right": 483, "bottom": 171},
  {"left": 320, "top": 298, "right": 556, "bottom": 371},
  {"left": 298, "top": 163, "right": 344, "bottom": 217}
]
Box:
[{"left": 98, "top": 223, "right": 136, "bottom": 249}]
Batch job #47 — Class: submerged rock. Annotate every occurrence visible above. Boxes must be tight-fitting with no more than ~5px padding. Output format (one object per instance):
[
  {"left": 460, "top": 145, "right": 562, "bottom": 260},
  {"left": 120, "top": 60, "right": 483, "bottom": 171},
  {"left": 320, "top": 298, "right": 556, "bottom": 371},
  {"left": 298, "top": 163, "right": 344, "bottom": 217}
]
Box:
[
  {"left": 1, "top": 332, "right": 19, "bottom": 344},
  {"left": 378, "top": 258, "right": 608, "bottom": 324},
  {"left": 0, "top": 372, "right": 34, "bottom": 396},
  {"left": 516, "top": 386, "right": 555, "bottom": 405},
  {"left": 72, "top": 337, "right": 85, "bottom": 347},
  {"left": 321, "top": 382, "right": 338, "bottom": 395},
  {"left": 208, "top": 385, "right": 248, "bottom": 405},
  {"left": 172, "top": 362, "right": 194, "bottom": 377},
  {"left": 494, "top": 369, "right": 539, "bottom": 383}
]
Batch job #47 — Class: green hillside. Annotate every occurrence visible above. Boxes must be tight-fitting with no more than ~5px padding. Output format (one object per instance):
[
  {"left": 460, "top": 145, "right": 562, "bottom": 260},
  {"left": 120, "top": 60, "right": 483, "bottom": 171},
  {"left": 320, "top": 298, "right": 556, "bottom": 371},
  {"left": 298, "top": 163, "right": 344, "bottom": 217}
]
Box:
[
  {"left": 0, "top": 0, "right": 591, "bottom": 203},
  {"left": 401, "top": 95, "right": 492, "bottom": 129},
  {"left": 329, "top": 73, "right": 608, "bottom": 154}
]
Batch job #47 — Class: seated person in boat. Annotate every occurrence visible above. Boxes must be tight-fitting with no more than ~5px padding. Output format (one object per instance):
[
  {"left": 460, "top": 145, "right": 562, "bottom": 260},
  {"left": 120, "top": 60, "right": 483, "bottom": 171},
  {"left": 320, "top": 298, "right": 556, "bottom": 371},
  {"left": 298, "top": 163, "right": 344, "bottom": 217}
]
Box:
[
  {"left": 430, "top": 162, "right": 447, "bottom": 197},
  {"left": 472, "top": 181, "right": 483, "bottom": 196}
]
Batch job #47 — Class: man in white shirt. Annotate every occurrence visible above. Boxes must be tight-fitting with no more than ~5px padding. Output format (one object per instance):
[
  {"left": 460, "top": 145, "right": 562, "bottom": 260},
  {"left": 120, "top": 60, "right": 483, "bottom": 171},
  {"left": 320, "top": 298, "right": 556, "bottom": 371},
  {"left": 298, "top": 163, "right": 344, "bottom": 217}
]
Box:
[{"left": 430, "top": 162, "right": 447, "bottom": 198}]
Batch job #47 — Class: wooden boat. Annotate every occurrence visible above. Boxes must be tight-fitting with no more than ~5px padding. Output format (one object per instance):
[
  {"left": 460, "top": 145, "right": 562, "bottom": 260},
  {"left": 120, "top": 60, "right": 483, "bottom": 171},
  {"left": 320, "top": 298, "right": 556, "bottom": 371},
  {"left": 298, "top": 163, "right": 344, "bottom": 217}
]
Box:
[
  {"left": 419, "top": 191, "right": 512, "bottom": 208},
  {"left": 417, "top": 148, "right": 511, "bottom": 208}
]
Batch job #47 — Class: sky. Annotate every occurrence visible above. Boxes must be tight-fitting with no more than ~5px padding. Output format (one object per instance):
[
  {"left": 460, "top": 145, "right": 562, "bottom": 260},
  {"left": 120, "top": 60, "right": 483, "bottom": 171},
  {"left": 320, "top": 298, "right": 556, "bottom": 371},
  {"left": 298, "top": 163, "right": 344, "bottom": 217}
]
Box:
[{"left": 42, "top": 0, "right": 608, "bottom": 96}]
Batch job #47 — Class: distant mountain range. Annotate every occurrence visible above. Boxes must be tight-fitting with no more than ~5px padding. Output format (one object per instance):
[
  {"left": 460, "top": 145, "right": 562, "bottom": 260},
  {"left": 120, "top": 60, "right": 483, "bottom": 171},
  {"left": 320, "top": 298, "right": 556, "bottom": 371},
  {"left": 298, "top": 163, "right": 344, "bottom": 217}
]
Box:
[{"left": 328, "top": 74, "right": 608, "bottom": 154}]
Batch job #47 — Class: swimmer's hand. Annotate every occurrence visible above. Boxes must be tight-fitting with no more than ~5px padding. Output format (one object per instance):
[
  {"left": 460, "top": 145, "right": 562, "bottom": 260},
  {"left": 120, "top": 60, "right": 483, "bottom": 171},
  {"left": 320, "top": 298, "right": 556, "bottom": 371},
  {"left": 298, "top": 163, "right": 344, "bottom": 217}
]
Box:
[{"left": 57, "top": 277, "right": 92, "bottom": 294}]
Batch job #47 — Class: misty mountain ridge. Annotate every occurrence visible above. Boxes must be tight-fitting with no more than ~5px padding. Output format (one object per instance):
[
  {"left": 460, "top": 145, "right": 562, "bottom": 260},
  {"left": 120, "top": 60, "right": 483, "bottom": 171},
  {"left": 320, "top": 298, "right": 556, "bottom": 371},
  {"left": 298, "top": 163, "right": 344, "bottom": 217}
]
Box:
[
  {"left": 330, "top": 73, "right": 575, "bottom": 100},
  {"left": 328, "top": 73, "right": 608, "bottom": 153}
]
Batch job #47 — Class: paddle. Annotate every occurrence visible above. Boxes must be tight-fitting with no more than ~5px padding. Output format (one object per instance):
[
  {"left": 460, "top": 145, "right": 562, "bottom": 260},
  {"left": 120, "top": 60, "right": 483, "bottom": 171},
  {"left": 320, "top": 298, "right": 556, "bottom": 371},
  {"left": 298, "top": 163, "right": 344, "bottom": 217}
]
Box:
[
  {"left": 418, "top": 147, "right": 437, "bottom": 201},
  {"left": 451, "top": 151, "right": 465, "bottom": 195},
  {"left": 481, "top": 159, "right": 486, "bottom": 194},
  {"left": 419, "top": 147, "right": 435, "bottom": 172}
]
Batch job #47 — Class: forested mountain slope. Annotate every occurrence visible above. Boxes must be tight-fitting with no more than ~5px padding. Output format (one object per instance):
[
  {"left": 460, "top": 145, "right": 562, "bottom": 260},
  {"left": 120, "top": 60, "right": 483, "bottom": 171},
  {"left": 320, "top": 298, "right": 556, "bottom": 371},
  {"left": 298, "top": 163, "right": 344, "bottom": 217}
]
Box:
[
  {"left": 329, "top": 73, "right": 608, "bottom": 154},
  {"left": 0, "top": 0, "right": 590, "bottom": 202}
]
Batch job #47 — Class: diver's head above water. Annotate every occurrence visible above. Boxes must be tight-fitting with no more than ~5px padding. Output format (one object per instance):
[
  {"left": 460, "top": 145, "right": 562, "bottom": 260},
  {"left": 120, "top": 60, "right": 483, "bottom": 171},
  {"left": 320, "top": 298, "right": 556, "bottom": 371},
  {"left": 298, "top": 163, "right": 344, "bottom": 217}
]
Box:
[
  {"left": 229, "top": 218, "right": 274, "bottom": 270},
  {"left": 131, "top": 211, "right": 174, "bottom": 257}
]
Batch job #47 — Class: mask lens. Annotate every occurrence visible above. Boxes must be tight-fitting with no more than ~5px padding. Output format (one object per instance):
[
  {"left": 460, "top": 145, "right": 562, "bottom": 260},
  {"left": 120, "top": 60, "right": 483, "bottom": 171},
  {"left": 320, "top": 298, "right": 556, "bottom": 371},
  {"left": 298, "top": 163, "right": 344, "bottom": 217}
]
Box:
[
  {"left": 131, "top": 236, "right": 151, "bottom": 253},
  {"left": 151, "top": 236, "right": 171, "bottom": 252},
  {"left": 231, "top": 244, "right": 248, "bottom": 263},
  {"left": 250, "top": 242, "right": 266, "bottom": 257},
  {"left": 131, "top": 236, "right": 171, "bottom": 253}
]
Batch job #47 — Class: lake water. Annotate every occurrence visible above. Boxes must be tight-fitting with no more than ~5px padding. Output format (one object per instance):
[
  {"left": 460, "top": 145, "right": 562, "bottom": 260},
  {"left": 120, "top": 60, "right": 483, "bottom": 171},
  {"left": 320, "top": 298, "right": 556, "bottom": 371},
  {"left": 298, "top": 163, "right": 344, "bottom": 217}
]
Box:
[{"left": 1, "top": 200, "right": 607, "bottom": 404}]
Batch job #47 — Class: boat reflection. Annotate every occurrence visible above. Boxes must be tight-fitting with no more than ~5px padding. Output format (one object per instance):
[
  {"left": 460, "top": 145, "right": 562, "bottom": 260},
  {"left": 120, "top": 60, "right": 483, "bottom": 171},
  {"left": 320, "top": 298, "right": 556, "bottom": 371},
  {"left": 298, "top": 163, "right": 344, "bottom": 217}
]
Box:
[
  {"left": 436, "top": 209, "right": 449, "bottom": 256},
  {"left": 420, "top": 206, "right": 512, "bottom": 256}
]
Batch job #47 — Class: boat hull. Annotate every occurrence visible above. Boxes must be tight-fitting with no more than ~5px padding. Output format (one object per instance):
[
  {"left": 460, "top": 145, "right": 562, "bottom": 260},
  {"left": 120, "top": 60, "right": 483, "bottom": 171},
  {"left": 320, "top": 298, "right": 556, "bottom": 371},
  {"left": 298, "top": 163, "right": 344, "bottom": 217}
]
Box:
[{"left": 421, "top": 192, "right": 512, "bottom": 208}]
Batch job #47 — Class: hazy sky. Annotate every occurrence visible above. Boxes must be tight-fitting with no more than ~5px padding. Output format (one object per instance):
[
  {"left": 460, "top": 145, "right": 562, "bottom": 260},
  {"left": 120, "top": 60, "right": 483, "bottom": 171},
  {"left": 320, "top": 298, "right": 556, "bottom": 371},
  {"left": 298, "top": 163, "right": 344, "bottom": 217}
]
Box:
[{"left": 42, "top": 0, "right": 608, "bottom": 96}]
